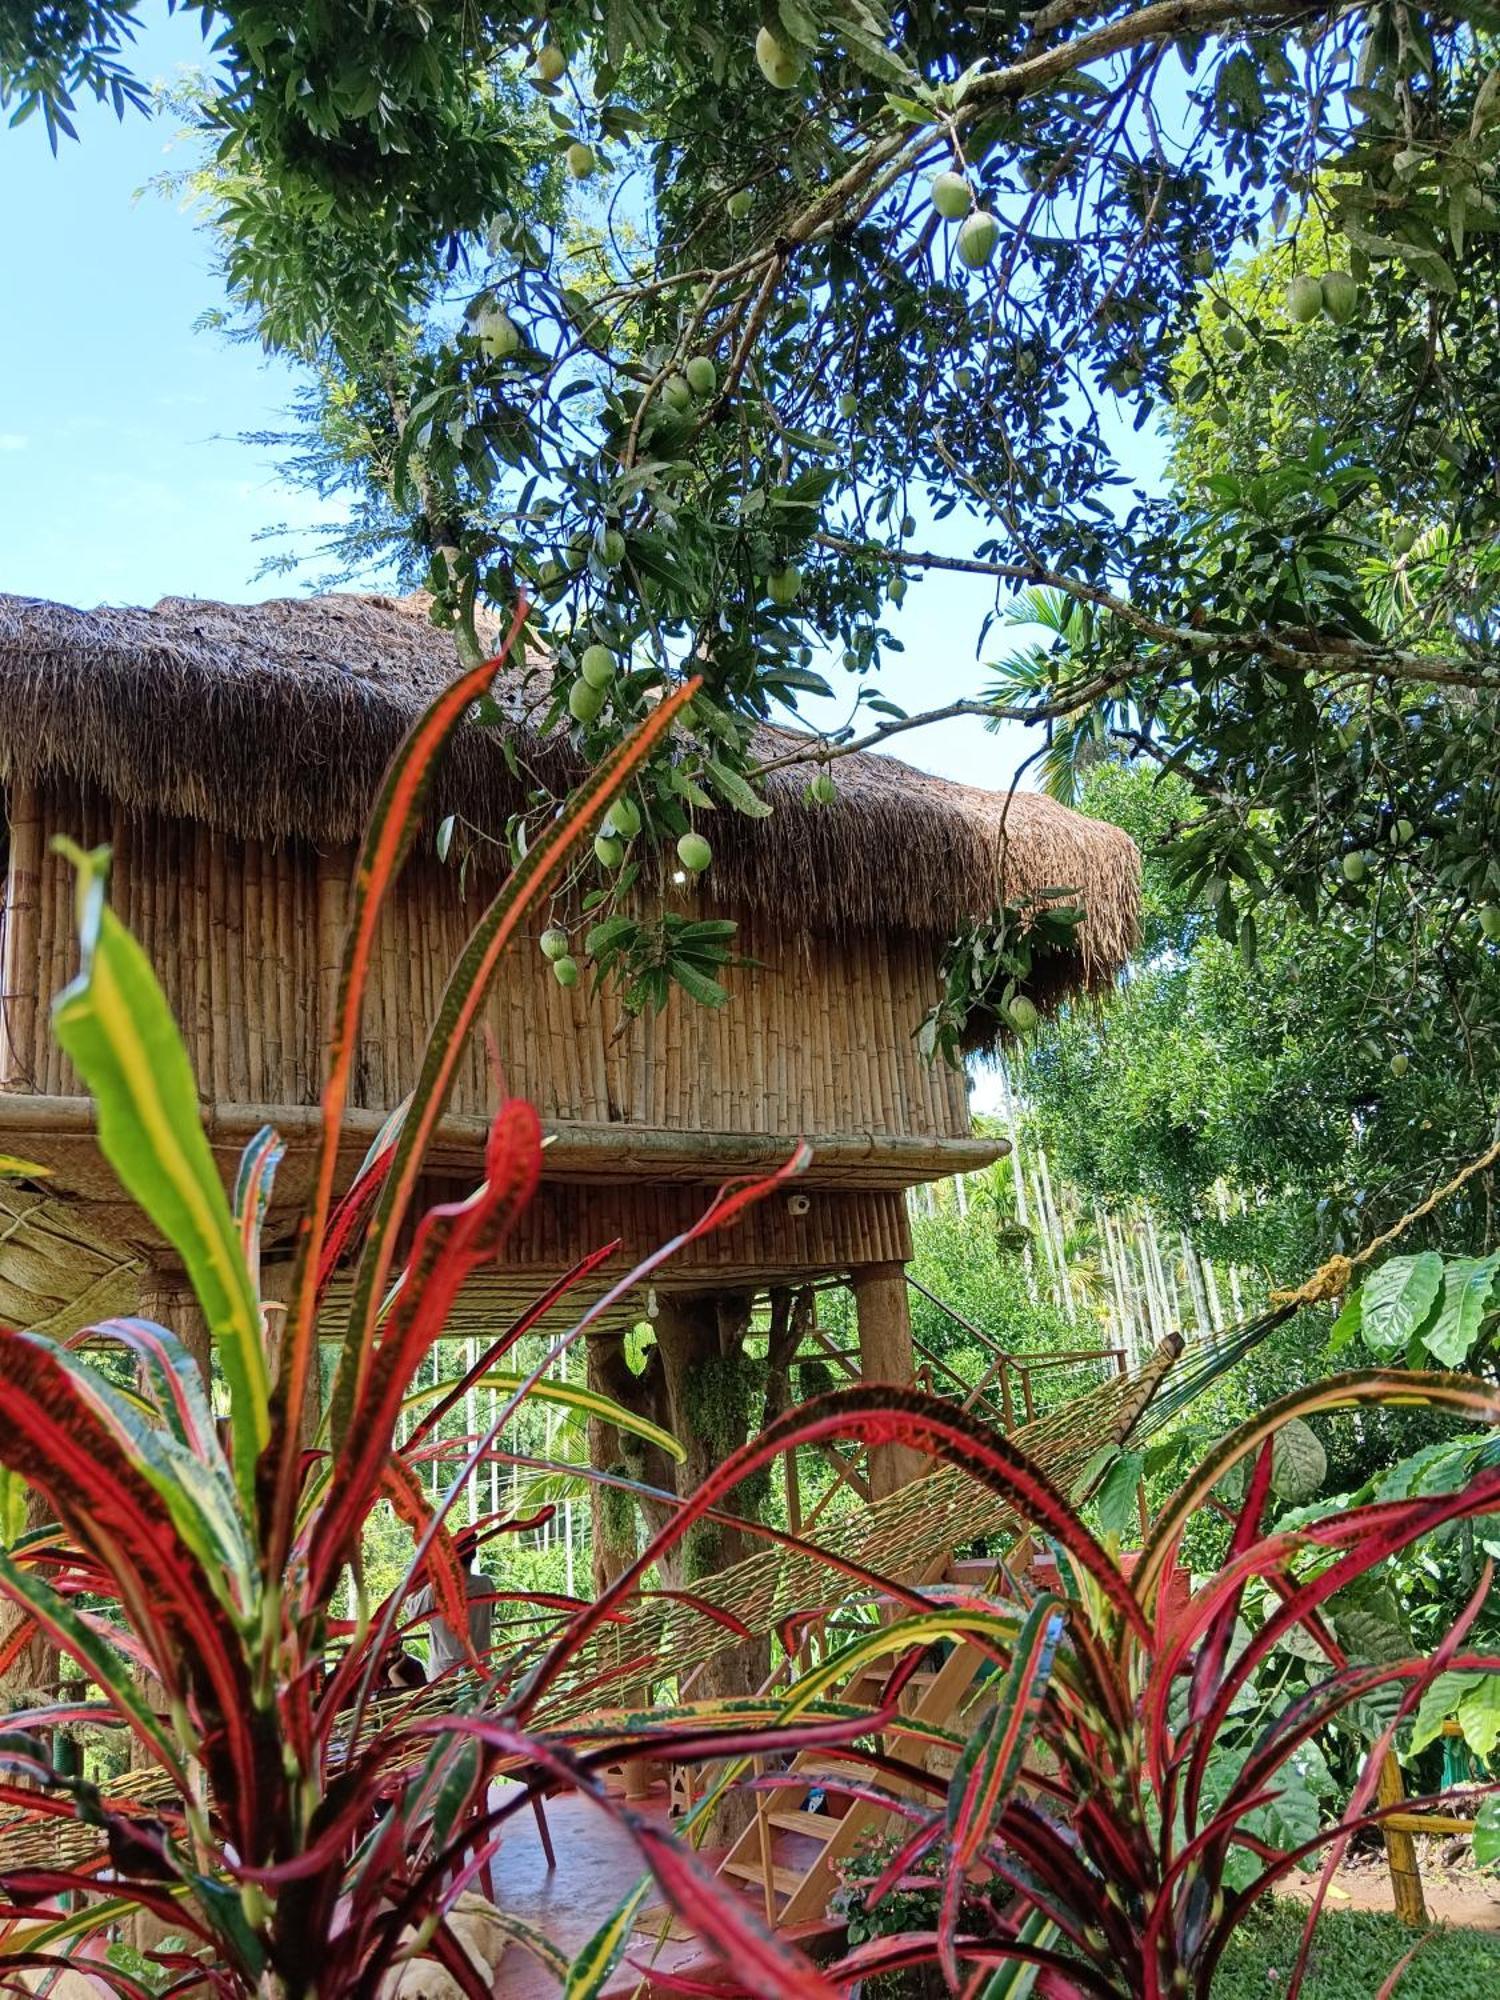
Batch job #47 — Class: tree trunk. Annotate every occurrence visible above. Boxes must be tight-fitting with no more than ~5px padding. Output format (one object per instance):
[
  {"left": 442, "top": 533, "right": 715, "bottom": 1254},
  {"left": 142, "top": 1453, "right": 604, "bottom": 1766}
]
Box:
[
  {"left": 852, "top": 1262, "right": 924, "bottom": 1502},
  {"left": 586, "top": 1331, "right": 647, "bottom": 1595},
  {"left": 0, "top": 1485, "right": 58, "bottom": 1720}
]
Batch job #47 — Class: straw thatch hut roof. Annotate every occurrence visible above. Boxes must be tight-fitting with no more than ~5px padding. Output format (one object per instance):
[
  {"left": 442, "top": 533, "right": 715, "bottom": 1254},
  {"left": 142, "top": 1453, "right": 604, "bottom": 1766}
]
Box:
[{"left": 0, "top": 590, "right": 1138, "bottom": 984}]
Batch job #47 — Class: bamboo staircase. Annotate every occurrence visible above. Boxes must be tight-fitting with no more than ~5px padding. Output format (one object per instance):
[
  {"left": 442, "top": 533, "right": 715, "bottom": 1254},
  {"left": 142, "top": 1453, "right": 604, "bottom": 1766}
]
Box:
[
  {"left": 714, "top": 1551, "right": 1011, "bottom": 1928},
  {"left": 697, "top": 1282, "right": 1164, "bottom": 1934}
]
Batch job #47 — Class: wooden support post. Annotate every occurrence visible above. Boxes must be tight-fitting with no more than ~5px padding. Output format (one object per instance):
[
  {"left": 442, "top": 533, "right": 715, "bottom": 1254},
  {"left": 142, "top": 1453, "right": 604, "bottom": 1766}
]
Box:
[
  {"left": 261, "top": 1259, "right": 320, "bottom": 1449},
  {"left": 1376, "top": 1749, "right": 1429, "bottom": 1926},
  {"left": 137, "top": 1264, "right": 213, "bottom": 1384},
  {"left": 852, "top": 1260, "right": 924, "bottom": 1501}
]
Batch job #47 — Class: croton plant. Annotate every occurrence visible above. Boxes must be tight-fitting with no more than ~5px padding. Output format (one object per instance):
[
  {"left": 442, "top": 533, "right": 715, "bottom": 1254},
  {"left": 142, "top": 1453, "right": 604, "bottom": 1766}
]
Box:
[{"left": 2, "top": 610, "right": 1500, "bottom": 1998}]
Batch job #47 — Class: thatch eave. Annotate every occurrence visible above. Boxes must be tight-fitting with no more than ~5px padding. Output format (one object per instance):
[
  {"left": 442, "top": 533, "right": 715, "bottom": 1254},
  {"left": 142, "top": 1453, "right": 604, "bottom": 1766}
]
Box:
[{"left": 0, "top": 589, "right": 1139, "bottom": 990}]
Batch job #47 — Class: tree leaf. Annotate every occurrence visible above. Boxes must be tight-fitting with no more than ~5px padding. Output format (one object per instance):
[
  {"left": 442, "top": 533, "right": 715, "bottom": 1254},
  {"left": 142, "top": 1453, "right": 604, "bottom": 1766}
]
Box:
[
  {"left": 1327, "top": 1287, "right": 1363, "bottom": 1356},
  {"left": 706, "top": 759, "right": 773, "bottom": 819},
  {"left": 1421, "top": 1251, "right": 1500, "bottom": 1367},
  {"left": 1409, "top": 1670, "right": 1475, "bottom": 1755},
  {"left": 1093, "top": 1450, "right": 1143, "bottom": 1539},
  {"left": 1332, "top": 1606, "right": 1409, "bottom": 1666},
  {"left": 1271, "top": 1418, "right": 1327, "bottom": 1503},
  {"left": 1457, "top": 1674, "right": 1500, "bottom": 1760},
  {"left": 1358, "top": 1252, "right": 1444, "bottom": 1354}
]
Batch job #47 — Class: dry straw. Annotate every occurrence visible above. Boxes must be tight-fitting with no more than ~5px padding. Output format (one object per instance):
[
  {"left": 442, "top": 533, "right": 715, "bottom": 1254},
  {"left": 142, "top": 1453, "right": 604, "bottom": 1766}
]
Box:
[{"left": 0, "top": 591, "right": 1138, "bottom": 978}]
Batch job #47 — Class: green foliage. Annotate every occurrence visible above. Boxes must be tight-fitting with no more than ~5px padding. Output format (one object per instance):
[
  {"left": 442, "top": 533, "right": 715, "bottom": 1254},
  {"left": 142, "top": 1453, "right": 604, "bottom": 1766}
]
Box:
[
  {"left": 1023, "top": 764, "right": 1500, "bottom": 1273},
  {"left": 1333, "top": 1248, "right": 1500, "bottom": 1370},
  {"left": 863, "top": 1199, "right": 1095, "bottom": 1373},
  {"left": 585, "top": 912, "right": 742, "bottom": 1012},
  {"left": 17, "top": 1, "right": 1500, "bottom": 1036},
  {"left": 982, "top": 589, "right": 1137, "bottom": 807},
  {"left": 1214, "top": 1902, "right": 1500, "bottom": 1999},
  {"left": 833, "top": 1832, "right": 995, "bottom": 2000},
  {"left": 918, "top": 892, "right": 1087, "bottom": 1069}
]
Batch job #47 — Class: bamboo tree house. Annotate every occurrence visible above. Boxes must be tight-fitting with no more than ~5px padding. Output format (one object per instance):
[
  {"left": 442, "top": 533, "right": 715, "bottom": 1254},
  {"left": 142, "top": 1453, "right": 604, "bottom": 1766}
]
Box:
[{"left": 0, "top": 589, "right": 1138, "bottom": 1500}]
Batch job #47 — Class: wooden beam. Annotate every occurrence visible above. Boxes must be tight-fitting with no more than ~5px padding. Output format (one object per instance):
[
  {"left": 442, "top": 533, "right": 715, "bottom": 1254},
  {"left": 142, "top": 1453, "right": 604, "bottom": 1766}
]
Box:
[{"left": 0, "top": 1092, "right": 1006, "bottom": 1190}]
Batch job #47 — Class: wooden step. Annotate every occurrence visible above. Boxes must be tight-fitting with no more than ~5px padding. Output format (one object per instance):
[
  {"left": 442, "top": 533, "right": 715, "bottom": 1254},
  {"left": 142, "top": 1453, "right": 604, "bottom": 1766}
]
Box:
[
  {"left": 721, "top": 1859, "right": 803, "bottom": 1897},
  {"left": 849, "top": 1665, "right": 938, "bottom": 1689},
  {"left": 768, "top": 1809, "right": 842, "bottom": 1840}
]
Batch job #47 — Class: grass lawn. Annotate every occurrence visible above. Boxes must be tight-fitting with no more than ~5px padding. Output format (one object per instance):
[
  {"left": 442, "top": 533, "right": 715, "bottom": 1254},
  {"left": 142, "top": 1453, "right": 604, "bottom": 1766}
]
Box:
[{"left": 1213, "top": 1900, "right": 1500, "bottom": 1996}]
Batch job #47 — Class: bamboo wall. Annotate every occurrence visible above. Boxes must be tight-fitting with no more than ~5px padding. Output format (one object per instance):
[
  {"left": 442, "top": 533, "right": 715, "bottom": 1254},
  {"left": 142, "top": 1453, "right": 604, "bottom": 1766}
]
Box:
[
  {"left": 1, "top": 782, "right": 971, "bottom": 1148},
  {"left": 406, "top": 1180, "right": 913, "bottom": 1296}
]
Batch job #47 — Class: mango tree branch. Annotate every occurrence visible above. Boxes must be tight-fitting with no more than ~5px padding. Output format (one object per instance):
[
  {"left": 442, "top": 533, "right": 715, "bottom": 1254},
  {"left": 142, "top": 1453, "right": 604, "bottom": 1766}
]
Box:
[{"left": 809, "top": 531, "right": 1500, "bottom": 693}]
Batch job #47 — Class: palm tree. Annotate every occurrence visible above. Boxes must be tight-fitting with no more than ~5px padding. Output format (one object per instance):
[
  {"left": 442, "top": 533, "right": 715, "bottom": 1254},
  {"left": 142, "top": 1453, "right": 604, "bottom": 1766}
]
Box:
[{"left": 983, "top": 587, "right": 1139, "bottom": 805}]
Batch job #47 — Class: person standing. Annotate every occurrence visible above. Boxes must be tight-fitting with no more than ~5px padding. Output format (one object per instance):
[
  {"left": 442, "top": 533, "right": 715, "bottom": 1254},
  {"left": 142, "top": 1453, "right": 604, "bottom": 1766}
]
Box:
[{"left": 411, "top": 1525, "right": 492, "bottom": 1678}]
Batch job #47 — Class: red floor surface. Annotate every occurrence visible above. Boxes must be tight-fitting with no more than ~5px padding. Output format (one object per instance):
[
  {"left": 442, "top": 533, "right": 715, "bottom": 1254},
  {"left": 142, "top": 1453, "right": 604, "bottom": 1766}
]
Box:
[{"left": 489, "top": 1782, "right": 738, "bottom": 1997}]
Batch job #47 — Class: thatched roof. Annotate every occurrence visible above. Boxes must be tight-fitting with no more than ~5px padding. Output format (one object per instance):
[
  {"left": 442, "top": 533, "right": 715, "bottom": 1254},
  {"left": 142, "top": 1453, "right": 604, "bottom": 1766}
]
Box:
[{"left": 0, "top": 590, "right": 1138, "bottom": 980}]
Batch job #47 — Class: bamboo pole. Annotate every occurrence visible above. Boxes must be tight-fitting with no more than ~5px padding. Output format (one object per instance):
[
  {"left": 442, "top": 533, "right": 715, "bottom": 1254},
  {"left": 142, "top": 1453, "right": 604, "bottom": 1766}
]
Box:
[
  {"left": 0, "top": 782, "right": 41, "bottom": 1089},
  {"left": 43, "top": 835, "right": 70, "bottom": 1095},
  {"left": 1098, "top": 1205, "right": 1132, "bottom": 1357},
  {"left": 1375, "top": 1752, "right": 1429, "bottom": 1925},
  {"left": 315, "top": 845, "right": 348, "bottom": 1069},
  {"left": 1179, "top": 1233, "right": 1211, "bottom": 1337}
]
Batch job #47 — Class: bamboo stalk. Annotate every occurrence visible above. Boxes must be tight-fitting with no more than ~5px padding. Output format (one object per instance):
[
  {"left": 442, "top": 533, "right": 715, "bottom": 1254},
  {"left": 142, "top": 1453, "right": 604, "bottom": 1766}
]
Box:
[
  {"left": 42, "top": 834, "right": 69, "bottom": 1095},
  {"left": 0, "top": 782, "right": 42, "bottom": 1089},
  {"left": 315, "top": 845, "right": 347, "bottom": 1076},
  {"left": 1376, "top": 1751, "right": 1429, "bottom": 1925}
]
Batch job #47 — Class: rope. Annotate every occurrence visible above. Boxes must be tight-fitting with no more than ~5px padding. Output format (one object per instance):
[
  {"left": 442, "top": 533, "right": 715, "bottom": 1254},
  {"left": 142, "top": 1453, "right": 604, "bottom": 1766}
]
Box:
[{"left": 1270, "top": 1129, "right": 1500, "bottom": 1312}]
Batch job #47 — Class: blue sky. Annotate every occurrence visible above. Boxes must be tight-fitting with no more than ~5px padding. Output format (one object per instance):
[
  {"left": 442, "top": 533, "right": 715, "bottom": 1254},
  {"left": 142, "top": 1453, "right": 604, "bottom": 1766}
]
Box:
[
  {"left": 0, "top": 13, "right": 345, "bottom": 607},
  {"left": 0, "top": 9, "right": 1165, "bottom": 791}
]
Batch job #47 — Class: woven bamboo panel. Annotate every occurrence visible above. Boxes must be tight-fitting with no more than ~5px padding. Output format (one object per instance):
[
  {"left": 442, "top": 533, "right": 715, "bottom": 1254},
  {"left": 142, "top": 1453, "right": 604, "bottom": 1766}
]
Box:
[
  {"left": 408, "top": 1178, "right": 912, "bottom": 1290},
  {"left": 4, "top": 786, "right": 969, "bottom": 1147}
]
